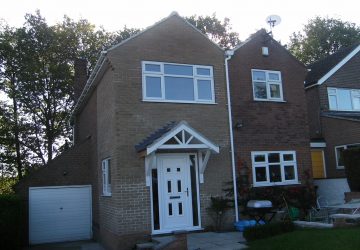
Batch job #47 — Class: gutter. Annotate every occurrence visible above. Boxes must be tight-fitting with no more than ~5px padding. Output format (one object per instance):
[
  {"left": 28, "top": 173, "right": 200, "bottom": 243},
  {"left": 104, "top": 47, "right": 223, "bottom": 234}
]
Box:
[{"left": 225, "top": 50, "right": 239, "bottom": 222}]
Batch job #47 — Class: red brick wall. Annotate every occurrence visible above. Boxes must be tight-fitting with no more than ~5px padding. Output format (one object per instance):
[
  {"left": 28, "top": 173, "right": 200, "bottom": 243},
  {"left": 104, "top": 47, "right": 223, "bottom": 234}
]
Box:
[{"left": 229, "top": 31, "right": 312, "bottom": 186}]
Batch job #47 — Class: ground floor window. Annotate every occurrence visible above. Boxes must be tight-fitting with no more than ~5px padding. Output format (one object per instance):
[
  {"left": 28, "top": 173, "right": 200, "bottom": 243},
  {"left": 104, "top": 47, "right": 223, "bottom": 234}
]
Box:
[
  {"left": 251, "top": 151, "right": 299, "bottom": 187},
  {"left": 335, "top": 143, "right": 360, "bottom": 169}
]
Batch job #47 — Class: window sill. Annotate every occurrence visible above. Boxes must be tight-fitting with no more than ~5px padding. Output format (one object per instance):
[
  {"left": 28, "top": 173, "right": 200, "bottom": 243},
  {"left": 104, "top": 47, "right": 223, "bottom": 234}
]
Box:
[
  {"left": 253, "top": 181, "right": 300, "bottom": 187},
  {"left": 142, "top": 99, "right": 217, "bottom": 105},
  {"left": 101, "top": 194, "right": 112, "bottom": 197},
  {"left": 253, "top": 99, "right": 287, "bottom": 103},
  {"left": 336, "top": 166, "right": 345, "bottom": 170}
]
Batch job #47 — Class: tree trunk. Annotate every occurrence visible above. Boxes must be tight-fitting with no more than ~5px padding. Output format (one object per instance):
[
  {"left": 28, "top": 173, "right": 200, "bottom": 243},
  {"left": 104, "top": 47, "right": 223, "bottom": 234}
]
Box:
[{"left": 11, "top": 76, "right": 23, "bottom": 179}]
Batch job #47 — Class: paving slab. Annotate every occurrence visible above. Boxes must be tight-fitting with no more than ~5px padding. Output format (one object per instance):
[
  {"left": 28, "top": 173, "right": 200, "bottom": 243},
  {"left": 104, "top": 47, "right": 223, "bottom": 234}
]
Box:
[{"left": 187, "top": 232, "right": 247, "bottom": 250}]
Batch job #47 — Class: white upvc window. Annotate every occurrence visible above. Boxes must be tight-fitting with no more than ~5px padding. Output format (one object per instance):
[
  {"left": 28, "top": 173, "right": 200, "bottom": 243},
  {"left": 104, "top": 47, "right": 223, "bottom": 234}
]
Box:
[
  {"left": 252, "top": 69, "right": 283, "bottom": 101},
  {"left": 335, "top": 143, "right": 360, "bottom": 169},
  {"left": 328, "top": 87, "right": 360, "bottom": 111},
  {"left": 251, "top": 151, "right": 299, "bottom": 187},
  {"left": 102, "top": 158, "right": 112, "bottom": 196},
  {"left": 142, "top": 61, "right": 215, "bottom": 104}
]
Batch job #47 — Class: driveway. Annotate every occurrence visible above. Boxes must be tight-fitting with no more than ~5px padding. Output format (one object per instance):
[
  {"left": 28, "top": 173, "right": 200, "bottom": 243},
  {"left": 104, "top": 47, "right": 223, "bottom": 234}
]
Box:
[{"left": 24, "top": 240, "right": 104, "bottom": 250}]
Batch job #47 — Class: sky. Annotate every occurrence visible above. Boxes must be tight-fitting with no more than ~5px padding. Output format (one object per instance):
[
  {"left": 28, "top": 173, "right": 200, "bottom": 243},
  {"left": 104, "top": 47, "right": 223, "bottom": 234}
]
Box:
[{"left": 0, "top": 0, "right": 359, "bottom": 44}]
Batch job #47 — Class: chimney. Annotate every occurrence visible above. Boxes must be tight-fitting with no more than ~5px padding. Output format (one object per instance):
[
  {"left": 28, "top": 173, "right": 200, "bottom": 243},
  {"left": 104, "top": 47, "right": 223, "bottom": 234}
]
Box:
[{"left": 74, "top": 58, "right": 88, "bottom": 101}]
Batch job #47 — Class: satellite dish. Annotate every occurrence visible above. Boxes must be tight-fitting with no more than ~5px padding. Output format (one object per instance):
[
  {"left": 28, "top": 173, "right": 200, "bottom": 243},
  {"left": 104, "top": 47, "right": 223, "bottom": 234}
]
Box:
[{"left": 266, "top": 15, "right": 281, "bottom": 28}]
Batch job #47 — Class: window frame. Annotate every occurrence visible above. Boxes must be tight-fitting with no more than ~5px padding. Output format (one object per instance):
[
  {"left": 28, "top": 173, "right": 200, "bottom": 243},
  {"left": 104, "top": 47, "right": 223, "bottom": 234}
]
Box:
[
  {"left": 102, "top": 158, "right": 112, "bottom": 196},
  {"left": 142, "top": 61, "right": 215, "bottom": 104},
  {"left": 251, "top": 69, "right": 284, "bottom": 102},
  {"left": 327, "top": 87, "right": 360, "bottom": 111},
  {"left": 335, "top": 143, "right": 360, "bottom": 169},
  {"left": 251, "top": 151, "right": 299, "bottom": 187}
]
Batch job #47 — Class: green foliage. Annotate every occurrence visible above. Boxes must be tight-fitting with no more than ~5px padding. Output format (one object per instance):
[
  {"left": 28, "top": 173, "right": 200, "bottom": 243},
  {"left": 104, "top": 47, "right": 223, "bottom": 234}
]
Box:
[
  {"left": 207, "top": 196, "right": 233, "bottom": 231},
  {"left": 288, "top": 16, "right": 360, "bottom": 65},
  {"left": 0, "top": 177, "right": 17, "bottom": 194},
  {"left": 243, "top": 221, "right": 295, "bottom": 242},
  {"left": 0, "top": 194, "right": 24, "bottom": 249},
  {"left": 0, "top": 10, "right": 139, "bottom": 175},
  {"left": 343, "top": 148, "right": 360, "bottom": 192},
  {"left": 185, "top": 13, "right": 240, "bottom": 49}
]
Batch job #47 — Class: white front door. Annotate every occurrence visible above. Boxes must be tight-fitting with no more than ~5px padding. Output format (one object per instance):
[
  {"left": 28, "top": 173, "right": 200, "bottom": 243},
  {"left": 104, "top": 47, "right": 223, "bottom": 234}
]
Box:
[{"left": 158, "top": 155, "right": 193, "bottom": 231}]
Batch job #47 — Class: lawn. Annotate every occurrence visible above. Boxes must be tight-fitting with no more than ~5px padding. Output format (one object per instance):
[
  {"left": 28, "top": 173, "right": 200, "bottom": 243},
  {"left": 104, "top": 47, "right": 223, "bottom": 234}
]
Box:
[{"left": 247, "top": 227, "right": 360, "bottom": 250}]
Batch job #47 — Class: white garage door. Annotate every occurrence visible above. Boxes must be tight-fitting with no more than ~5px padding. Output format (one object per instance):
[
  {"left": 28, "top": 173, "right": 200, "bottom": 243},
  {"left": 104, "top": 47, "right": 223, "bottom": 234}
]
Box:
[{"left": 29, "top": 185, "right": 92, "bottom": 244}]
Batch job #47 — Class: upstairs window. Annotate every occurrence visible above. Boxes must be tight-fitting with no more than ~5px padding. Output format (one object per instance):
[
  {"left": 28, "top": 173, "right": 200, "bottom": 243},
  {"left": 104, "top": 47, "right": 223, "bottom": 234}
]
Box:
[
  {"left": 142, "top": 61, "right": 215, "bottom": 103},
  {"left": 102, "top": 158, "right": 111, "bottom": 196},
  {"left": 328, "top": 88, "right": 360, "bottom": 111},
  {"left": 335, "top": 143, "right": 360, "bottom": 169},
  {"left": 252, "top": 69, "right": 283, "bottom": 101},
  {"left": 251, "top": 151, "right": 299, "bottom": 187}
]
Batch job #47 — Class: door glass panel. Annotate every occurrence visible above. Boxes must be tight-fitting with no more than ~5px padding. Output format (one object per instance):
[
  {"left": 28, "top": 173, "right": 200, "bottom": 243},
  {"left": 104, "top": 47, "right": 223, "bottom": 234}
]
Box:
[
  {"left": 152, "top": 169, "right": 160, "bottom": 230},
  {"left": 269, "top": 165, "right": 281, "bottom": 182},
  {"left": 178, "top": 202, "right": 183, "bottom": 215},
  {"left": 167, "top": 181, "right": 171, "bottom": 193},
  {"left": 177, "top": 180, "right": 181, "bottom": 192},
  {"left": 167, "top": 168, "right": 171, "bottom": 172},
  {"left": 284, "top": 165, "right": 295, "bottom": 180},
  {"left": 177, "top": 168, "right": 181, "bottom": 172},
  {"left": 168, "top": 203, "right": 173, "bottom": 216},
  {"left": 190, "top": 155, "right": 199, "bottom": 226}
]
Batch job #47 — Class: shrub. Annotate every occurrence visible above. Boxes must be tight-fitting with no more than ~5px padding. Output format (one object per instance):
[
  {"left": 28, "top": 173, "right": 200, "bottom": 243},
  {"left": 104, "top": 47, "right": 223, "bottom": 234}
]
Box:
[
  {"left": 343, "top": 148, "right": 360, "bottom": 192},
  {"left": 243, "top": 221, "right": 295, "bottom": 242},
  {"left": 0, "top": 194, "right": 24, "bottom": 250},
  {"left": 207, "top": 196, "right": 232, "bottom": 232}
]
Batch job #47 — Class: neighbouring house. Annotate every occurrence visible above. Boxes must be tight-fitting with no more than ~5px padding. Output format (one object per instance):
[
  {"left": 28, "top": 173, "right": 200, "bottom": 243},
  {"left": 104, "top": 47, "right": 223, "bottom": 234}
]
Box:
[
  {"left": 228, "top": 30, "right": 312, "bottom": 189},
  {"left": 16, "top": 13, "right": 314, "bottom": 250},
  {"left": 305, "top": 43, "right": 360, "bottom": 203}
]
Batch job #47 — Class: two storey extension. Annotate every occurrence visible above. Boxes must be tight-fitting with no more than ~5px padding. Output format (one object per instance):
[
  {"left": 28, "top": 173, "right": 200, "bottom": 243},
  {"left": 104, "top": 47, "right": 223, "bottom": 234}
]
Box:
[
  {"left": 228, "top": 30, "right": 312, "bottom": 188},
  {"left": 305, "top": 44, "right": 360, "bottom": 184}
]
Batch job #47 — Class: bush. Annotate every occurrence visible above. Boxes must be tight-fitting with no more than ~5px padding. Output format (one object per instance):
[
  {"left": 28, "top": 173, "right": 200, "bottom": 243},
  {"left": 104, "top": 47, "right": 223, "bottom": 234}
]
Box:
[
  {"left": 0, "top": 194, "right": 24, "bottom": 250},
  {"left": 343, "top": 148, "right": 360, "bottom": 192},
  {"left": 243, "top": 221, "right": 295, "bottom": 242}
]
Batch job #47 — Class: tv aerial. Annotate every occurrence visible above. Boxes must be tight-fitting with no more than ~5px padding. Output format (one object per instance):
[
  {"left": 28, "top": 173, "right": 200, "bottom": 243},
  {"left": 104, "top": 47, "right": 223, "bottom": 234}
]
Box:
[{"left": 265, "top": 15, "right": 281, "bottom": 35}]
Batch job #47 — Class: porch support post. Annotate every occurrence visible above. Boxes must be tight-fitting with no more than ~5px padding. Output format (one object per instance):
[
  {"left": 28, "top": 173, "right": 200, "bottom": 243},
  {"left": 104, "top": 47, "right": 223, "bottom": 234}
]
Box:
[
  {"left": 198, "top": 150, "right": 211, "bottom": 183},
  {"left": 145, "top": 153, "right": 156, "bottom": 186}
]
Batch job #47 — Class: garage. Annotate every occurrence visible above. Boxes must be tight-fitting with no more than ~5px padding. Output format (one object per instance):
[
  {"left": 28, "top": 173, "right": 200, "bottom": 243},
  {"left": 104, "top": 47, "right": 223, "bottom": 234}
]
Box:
[{"left": 29, "top": 185, "right": 92, "bottom": 244}]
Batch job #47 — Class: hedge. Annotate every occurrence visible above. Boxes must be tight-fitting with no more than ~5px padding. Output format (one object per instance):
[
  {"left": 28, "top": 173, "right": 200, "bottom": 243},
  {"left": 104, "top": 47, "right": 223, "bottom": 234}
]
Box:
[{"left": 0, "top": 194, "right": 24, "bottom": 250}]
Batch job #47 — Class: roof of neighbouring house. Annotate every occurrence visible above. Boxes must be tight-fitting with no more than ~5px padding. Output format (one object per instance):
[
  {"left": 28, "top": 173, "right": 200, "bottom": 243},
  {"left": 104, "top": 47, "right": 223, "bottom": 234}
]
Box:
[
  {"left": 321, "top": 111, "right": 360, "bottom": 122},
  {"left": 305, "top": 43, "right": 360, "bottom": 87},
  {"left": 135, "top": 121, "right": 178, "bottom": 152}
]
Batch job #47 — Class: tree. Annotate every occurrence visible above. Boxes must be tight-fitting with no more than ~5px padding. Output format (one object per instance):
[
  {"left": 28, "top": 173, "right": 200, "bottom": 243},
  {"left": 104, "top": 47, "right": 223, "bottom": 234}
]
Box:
[
  {"left": 0, "top": 11, "right": 140, "bottom": 177},
  {"left": 288, "top": 17, "right": 360, "bottom": 65},
  {"left": 185, "top": 14, "right": 240, "bottom": 49}
]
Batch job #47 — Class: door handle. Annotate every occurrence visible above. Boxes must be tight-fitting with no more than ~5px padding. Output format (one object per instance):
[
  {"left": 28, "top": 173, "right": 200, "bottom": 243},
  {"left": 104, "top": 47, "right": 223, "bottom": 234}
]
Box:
[{"left": 185, "top": 188, "right": 189, "bottom": 197}]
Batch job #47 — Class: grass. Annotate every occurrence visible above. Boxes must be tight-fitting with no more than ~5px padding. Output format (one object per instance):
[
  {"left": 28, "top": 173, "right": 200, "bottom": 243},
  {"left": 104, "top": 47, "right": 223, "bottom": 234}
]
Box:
[{"left": 247, "top": 227, "right": 360, "bottom": 250}]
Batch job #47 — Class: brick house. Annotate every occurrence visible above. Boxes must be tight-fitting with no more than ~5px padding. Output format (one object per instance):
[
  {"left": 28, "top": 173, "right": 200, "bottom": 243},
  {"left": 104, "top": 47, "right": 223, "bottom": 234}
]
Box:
[
  {"left": 305, "top": 44, "right": 360, "bottom": 202},
  {"left": 228, "top": 30, "right": 312, "bottom": 188},
  {"left": 16, "top": 14, "right": 314, "bottom": 250}
]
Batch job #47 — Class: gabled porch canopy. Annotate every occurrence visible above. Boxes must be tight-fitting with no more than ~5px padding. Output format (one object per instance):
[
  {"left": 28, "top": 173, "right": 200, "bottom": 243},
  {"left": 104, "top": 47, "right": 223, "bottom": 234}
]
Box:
[{"left": 135, "top": 121, "right": 220, "bottom": 185}]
